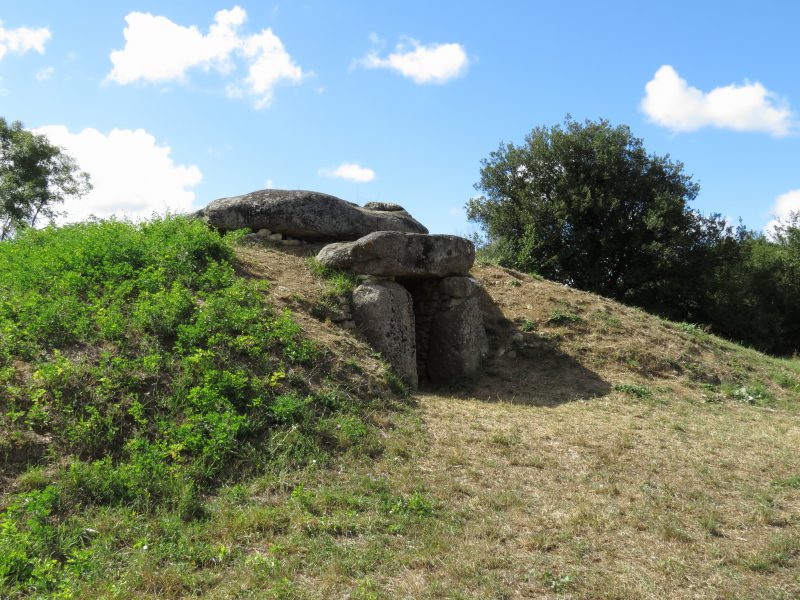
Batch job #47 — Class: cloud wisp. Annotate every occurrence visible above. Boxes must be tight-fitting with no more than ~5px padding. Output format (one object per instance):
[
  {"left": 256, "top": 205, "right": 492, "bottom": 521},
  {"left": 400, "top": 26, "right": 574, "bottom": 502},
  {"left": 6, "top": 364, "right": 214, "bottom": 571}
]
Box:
[
  {"left": 35, "top": 66, "right": 54, "bottom": 81},
  {"left": 641, "top": 65, "right": 796, "bottom": 137},
  {"left": 108, "top": 6, "right": 305, "bottom": 108},
  {"left": 355, "top": 37, "right": 469, "bottom": 84},
  {"left": 34, "top": 125, "right": 202, "bottom": 223},
  {"left": 765, "top": 189, "right": 800, "bottom": 235},
  {"left": 319, "top": 163, "right": 376, "bottom": 183},
  {"left": 0, "top": 21, "right": 51, "bottom": 60}
]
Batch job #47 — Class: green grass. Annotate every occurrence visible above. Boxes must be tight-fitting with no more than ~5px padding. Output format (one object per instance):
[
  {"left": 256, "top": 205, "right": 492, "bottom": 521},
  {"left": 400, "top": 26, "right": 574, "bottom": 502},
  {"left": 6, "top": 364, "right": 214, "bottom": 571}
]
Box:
[
  {"left": 306, "top": 257, "right": 359, "bottom": 300},
  {"left": 0, "top": 218, "right": 390, "bottom": 597}
]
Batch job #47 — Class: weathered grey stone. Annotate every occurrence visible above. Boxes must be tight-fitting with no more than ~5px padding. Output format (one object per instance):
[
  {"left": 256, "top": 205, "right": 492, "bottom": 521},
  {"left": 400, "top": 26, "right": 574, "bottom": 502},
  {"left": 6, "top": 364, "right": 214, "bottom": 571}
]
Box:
[
  {"left": 427, "top": 295, "right": 488, "bottom": 383},
  {"left": 329, "top": 306, "right": 351, "bottom": 321},
  {"left": 362, "top": 201, "right": 406, "bottom": 212},
  {"left": 352, "top": 281, "right": 418, "bottom": 389},
  {"left": 317, "top": 232, "right": 474, "bottom": 280},
  {"left": 194, "top": 189, "right": 428, "bottom": 241},
  {"left": 408, "top": 277, "right": 487, "bottom": 385},
  {"left": 256, "top": 228, "right": 272, "bottom": 236},
  {"left": 439, "top": 276, "right": 476, "bottom": 298}
]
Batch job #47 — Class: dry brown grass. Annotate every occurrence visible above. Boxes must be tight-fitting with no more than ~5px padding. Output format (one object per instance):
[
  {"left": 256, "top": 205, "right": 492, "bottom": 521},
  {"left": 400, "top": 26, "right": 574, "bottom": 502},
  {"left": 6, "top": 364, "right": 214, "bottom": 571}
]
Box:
[
  {"left": 404, "top": 393, "right": 800, "bottom": 598},
  {"left": 217, "top": 241, "right": 800, "bottom": 598},
  {"left": 466, "top": 263, "right": 799, "bottom": 408}
]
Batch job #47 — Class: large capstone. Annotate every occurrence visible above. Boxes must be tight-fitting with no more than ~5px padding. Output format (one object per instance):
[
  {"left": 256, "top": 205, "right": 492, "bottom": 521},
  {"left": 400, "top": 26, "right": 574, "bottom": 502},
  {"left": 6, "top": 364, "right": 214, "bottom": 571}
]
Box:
[
  {"left": 194, "top": 189, "right": 427, "bottom": 241},
  {"left": 317, "top": 232, "right": 474, "bottom": 280},
  {"left": 351, "top": 281, "right": 418, "bottom": 389}
]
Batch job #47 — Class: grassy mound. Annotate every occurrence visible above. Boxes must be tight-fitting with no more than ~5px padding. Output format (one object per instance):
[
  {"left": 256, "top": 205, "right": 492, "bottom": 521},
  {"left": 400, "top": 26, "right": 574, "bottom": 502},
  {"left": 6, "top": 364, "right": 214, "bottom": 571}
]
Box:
[
  {"left": 2, "top": 223, "right": 798, "bottom": 598},
  {"left": 0, "top": 218, "right": 397, "bottom": 597}
]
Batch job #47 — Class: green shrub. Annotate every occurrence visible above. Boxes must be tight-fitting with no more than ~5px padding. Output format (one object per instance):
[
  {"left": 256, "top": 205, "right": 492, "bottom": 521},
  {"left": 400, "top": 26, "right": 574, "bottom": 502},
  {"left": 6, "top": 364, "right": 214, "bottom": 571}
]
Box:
[{"left": 0, "top": 217, "right": 376, "bottom": 594}]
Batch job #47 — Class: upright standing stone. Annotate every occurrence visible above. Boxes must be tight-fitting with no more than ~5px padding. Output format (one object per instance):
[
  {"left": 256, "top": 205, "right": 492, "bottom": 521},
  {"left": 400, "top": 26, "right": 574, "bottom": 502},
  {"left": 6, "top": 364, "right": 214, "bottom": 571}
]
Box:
[
  {"left": 410, "top": 276, "right": 487, "bottom": 384},
  {"left": 351, "top": 281, "right": 418, "bottom": 389},
  {"left": 427, "top": 293, "right": 487, "bottom": 383}
]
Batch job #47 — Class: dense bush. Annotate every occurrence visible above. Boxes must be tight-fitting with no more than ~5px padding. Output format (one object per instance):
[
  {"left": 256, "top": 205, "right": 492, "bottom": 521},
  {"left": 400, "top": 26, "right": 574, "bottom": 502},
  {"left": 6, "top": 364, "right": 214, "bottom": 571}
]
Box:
[{"left": 0, "top": 217, "right": 377, "bottom": 595}]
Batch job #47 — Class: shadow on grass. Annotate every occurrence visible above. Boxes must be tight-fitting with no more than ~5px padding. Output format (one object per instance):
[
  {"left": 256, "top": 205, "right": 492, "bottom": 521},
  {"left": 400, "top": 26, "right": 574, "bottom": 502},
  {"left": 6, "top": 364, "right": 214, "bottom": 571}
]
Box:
[{"left": 421, "top": 286, "right": 611, "bottom": 407}]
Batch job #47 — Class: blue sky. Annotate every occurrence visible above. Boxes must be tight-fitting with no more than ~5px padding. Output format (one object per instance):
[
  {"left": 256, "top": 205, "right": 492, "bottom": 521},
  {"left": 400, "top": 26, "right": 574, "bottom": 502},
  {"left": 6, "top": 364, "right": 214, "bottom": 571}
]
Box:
[{"left": 1, "top": 0, "right": 798, "bottom": 235}]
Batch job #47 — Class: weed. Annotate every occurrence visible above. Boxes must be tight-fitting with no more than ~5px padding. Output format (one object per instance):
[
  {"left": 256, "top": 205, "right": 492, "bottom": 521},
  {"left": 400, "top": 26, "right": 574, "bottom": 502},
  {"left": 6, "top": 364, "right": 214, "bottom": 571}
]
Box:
[
  {"left": 613, "top": 383, "right": 653, "bottom": 400},
  {"left": 745, "top": 536, "right": 800, "bottom": 572},
  {"left": 725, "top": 383, "right": 775, "bottom": 405},
  {"left": 383, "top": 370, "right": 408, "bottom": 396},
  {"left": 520, "top": 318, "right": 537, "bottom": 332},
  {"left": 390, "top": 491, "right": 435, "bottom": 518},
  {"left": 775, "top": 372, "right": 800, "bottom": 391},
  {"left": 772, "top": 475, "right": 800, "bottom": 489},
  {"left": 547, "top": 309, "right": 584, "bottom": 325},
  {"left": 490, "top": 431, "right": 520, "bottom": 447},
  {"left": 699, "top": 511, "right": 724, "bottom": 537},
  {"left": 541, "top": 570, "right": 573, "bottom": 593},
  {"left": 591, "top": 310, "right": 623, "bottom": 331},
  {"left": 676, "top": 321, "right": 703, "bottom": 335}
]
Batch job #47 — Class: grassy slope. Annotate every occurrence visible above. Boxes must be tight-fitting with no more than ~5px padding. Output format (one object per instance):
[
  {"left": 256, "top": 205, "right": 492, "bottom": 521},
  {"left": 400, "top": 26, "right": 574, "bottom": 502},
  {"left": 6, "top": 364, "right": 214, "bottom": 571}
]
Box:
[
  {"left": 231, "top": 242, "right": 800, "bottom": 599},
  {"left": 1, "top": 229, "right": 799, "bottom": 598}
]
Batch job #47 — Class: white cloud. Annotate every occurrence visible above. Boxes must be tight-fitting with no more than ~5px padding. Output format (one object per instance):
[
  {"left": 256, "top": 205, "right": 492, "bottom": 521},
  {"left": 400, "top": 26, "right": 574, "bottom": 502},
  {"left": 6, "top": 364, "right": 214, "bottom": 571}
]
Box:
[
  {"left": 641, "top": 65, "right": 796, "bottom": 137},
  {"left": 241, "top": 28, "right": 304, "bottom": 108},
  {"left": 319, "top": 163, "right": 376, "bottom": 183},
  {"left": 0, "top": 21, "right": 51, "bottom": 60},
  {"left": 449, "top": 207, "right": 465, "bottom": 217},
  {"left": 108, "top": 6, "right": 304, "bottom": 108},
  {"left": 765, "top": 189, "right": 800, "bottom": 235},
  {"left": 34, "top": 125, "right": 202, "bottom": 223},
  {"left": 35, "top": 66, "right": 54, "bottom": 81},
  {"left": 356, "top": 37, "right": 469, "bottom": 84}
]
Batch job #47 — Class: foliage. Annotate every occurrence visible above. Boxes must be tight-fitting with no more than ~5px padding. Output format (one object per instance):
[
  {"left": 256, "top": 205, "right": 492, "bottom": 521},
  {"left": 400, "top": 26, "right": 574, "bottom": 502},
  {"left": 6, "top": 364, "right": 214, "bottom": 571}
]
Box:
[
  {"left": 467, "top": 117, "right": 728, "bottom": 316},
  {"left": 0, "top": 217, "right": 381, "bottom": 595},
  {"left": 469, "top": 117, "right": 800, "bottom": 355},
  {"left": 701, "top": 214, "right": 800, "bottom": 355},
  {"left": 0, "top": 118, "right": 91, "bottom": 240}
]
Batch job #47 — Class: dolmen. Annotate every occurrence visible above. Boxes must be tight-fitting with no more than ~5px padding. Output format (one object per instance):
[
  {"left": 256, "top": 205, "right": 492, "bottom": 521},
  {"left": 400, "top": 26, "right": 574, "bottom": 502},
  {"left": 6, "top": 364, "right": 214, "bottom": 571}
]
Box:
[{"left": 194, "top": 189, "right": 487, "bottom": 390}]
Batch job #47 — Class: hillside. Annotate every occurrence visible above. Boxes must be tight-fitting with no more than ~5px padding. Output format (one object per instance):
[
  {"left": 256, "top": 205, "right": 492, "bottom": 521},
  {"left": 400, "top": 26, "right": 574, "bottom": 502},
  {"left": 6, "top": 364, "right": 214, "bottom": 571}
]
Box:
[
  {"left": 237, "top": 241, "right": 800, "bottom": 409},
  {"left": 1, "top": 223, "right": 799, "bottom": 598}
]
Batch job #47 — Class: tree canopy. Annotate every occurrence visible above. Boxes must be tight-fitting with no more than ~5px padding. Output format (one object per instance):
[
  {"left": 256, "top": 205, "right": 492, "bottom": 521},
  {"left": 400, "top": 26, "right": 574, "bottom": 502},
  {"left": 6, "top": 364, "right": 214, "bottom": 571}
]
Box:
[
  {"left": 0, "top": 117, "right": 91, "bottom": 240},
  {"left": 467, "top": 117, "right": 732, "bottom": 319}
]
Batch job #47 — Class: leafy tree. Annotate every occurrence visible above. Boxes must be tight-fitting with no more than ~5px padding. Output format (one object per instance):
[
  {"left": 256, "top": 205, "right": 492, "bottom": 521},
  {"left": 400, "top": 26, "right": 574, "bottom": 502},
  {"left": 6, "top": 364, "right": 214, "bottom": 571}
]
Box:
[
  {"left": 468, "top": 117, "right": 732, "bottom": 317},
  {"left": 0, "top": 117, "right": 91, "bottom": 240},
  {"left": 706, "top": 215, "right": 800, "bottom": 355}
]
